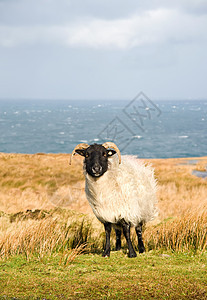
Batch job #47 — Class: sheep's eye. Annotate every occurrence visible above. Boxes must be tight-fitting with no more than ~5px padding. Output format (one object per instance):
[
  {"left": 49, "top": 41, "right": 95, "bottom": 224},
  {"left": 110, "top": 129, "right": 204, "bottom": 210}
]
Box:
[
  {"left": 103, "top": 152, "right": 107, "bottom": 157},
  {"left": 85, "top": 153, "right": 89, "bottom": 158}
]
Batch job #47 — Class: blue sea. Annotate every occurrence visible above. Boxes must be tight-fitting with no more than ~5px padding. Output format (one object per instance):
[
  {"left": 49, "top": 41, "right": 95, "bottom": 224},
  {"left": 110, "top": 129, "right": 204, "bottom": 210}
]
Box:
[{"left": 0, "top": 98, "right": 207, "bottom": 158}]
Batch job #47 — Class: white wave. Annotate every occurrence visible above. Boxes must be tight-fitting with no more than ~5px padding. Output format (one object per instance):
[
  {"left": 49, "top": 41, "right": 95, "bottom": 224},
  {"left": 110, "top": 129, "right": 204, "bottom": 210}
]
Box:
[
  {"left": 178, "top": 135, "right": 188, "bottom": 138},
  {"left": 189, "top": 107, "right": 201, "bottom": 111},
  {"left": 80, "top": 140, "right": 88, "bottom": 143},
  {"left": 133, "top": 135, "right": 142, "bottom": 139}
]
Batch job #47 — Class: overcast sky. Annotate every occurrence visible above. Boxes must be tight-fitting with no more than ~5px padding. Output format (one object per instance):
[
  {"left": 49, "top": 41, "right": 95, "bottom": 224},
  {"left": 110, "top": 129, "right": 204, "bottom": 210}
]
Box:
[{"left": 0, "top": 0, "right": 207, "bottom": 100}]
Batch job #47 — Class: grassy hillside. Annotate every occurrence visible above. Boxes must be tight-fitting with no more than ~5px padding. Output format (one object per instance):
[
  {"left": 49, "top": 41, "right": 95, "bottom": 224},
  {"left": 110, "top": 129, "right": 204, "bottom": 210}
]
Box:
[
  {"left": 1, "top": 153, "right": 207, "bottom": 217},
  {"left": 0, "top": 153, "right": 206, "bottom": 299},
  {"left": 1, "top": 252, "right": 206, "bottom": 299}
]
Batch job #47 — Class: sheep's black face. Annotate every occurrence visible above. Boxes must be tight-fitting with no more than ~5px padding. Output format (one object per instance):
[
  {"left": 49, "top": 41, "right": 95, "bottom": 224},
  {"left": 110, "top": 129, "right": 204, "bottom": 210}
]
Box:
[{"left": 75, "top": 144, "right": 116, "bottom": 177}]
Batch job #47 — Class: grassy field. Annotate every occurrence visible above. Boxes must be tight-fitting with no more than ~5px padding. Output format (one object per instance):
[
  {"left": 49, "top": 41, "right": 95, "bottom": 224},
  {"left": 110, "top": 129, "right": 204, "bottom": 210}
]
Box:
[
  {"left": 0, "top": 153, "right": 206, "bottom": 299},
  {"left": 0, "top": 252, "right": 206, "bottom": 299}
]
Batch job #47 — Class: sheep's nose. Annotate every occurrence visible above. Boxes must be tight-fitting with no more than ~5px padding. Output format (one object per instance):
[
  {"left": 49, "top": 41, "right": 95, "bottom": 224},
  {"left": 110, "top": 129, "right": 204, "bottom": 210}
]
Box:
[{"left": 92, "top": 164, "right": 102, "bottom": 174}]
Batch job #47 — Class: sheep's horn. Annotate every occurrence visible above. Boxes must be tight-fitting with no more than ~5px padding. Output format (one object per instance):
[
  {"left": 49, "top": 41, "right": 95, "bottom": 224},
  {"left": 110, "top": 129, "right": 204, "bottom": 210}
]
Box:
[
  {"left": 102, "top": 142, "right": 121, "bottom": 164},
  {"left": 69, "top": 143, "right": 89, "bottom": 165}
]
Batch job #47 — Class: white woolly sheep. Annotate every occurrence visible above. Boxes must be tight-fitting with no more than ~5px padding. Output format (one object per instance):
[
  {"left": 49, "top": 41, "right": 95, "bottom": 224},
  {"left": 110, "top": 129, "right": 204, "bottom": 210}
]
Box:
[{"left": 70, "top": 142, "right": 157, "bottom": 258}]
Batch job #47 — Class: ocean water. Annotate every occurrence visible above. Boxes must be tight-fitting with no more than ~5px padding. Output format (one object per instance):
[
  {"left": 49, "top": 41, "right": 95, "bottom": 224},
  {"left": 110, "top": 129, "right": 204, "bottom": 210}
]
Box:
[{"left": 0, "top": 99, "right": 207, "bottom": 158}]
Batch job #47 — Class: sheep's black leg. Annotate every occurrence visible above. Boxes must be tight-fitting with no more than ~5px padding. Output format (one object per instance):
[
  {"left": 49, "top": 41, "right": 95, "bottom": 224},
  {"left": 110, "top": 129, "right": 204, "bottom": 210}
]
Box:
[
  {"left": 122, "top": 221, "right": 137, "bottom": 258},
  {"left": 135, "top": 222, "right": 145, "bottom": 254},
  {"left": 102, "top": 222, "right": 111, "bottom": 257},
  {"left": 115, "top": 229, "right": 122, "bottom": 251}
]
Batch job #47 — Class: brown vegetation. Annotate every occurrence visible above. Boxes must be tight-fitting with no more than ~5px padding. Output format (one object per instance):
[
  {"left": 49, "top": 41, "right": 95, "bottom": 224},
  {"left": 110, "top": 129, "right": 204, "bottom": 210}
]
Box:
[
  {"left": 0, "top": 153, "right": 206, "bottom": 258},
  {"left": 0, "top": 152, "right": 87, "bottom": 214},
  {"left": 149, "top": 157, "right": 207, "bottom": 220}
]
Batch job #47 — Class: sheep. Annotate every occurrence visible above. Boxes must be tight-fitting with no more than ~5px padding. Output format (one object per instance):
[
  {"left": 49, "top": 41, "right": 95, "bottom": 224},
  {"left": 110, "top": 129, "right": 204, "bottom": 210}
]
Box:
[{"left": 70, "top": 142, "right": 158, "bottom": 258}]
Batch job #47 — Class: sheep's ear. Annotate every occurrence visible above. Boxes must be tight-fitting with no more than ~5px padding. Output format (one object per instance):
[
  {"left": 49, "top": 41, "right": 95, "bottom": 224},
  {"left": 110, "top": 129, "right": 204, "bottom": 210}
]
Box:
[
  {"left": 107, "top": 149, "right": 116, "bottom": 157},
  {"left": 75, "top": 149, "right": 86, "bottom": 157}
]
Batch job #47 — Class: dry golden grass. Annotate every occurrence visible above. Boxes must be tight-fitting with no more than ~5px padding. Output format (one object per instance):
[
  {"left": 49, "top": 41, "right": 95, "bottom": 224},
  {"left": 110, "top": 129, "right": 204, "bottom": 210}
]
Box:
[
  {"left": 59, "top": 243, "right": 88, "bottom": 266},
  {"left": 0, "top": 209, "right": 101, "bottom": 260},
  {"left": 143, "top": 210, "right": 206, "bottom": 252},
  {"left": 0, "top": 207, "right": 205, "bottom": 259},
  {"left": 1, "top": 153, "right": 207, "bottom": 218},
  {"left": 0, "top": 153, "right": 88, "bottom": 214},
  {"left": 0, "top": 153, "right": 206, "bottom": 258},
  {"left": 147, "top": 157, "right": 207, "bottom": 220}
]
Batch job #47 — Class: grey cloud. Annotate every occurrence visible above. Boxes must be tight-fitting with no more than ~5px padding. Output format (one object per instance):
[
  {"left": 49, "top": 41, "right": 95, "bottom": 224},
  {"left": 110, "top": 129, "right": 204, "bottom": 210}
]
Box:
[
  {"left": 0, "top": 0, "right": 138, "bottom": 26},
  {"left": 1, "top": 0, "right": 207, "bottom": 27},
  {"left": 0, "top": 0, "right": 206, "bottom": 100},
  {"left": 1, "top": 8, "right": 207, "bottom": 49}
]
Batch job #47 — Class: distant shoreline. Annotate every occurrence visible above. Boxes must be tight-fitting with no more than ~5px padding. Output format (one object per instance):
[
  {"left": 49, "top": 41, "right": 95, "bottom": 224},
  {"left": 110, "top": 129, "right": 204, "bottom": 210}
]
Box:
[{"left": 1, "top": 152, "right": 207, "bottom": 160}]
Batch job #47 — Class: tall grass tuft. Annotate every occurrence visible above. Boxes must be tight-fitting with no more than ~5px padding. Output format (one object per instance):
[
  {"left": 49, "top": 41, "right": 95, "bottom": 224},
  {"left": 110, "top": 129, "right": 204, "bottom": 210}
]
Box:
[
  {"left": 0, "top": 214, "right": 98, "bottom": 261},
  {"left": 59, "top": 243, "right": 87, "bottom": 266},
  {"left": 0, "top": 209, "right": 206, "bottom": 260},
  {"left": 143, "top": 210, "right": 207, "bottom": 253}
]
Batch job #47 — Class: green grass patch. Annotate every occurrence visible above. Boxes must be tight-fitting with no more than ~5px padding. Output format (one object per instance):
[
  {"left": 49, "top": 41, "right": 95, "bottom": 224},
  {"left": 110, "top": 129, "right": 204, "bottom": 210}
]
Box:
[{"left": 0, "top": 252, "right": 206, "bottom": 299}]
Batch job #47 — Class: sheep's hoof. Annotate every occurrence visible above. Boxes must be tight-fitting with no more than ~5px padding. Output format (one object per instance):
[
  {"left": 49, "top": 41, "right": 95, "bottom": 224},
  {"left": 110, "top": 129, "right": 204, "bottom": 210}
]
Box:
[
  {"left": 115, "top": 245, "right": 121, "bottom": 251},
  {"left": 102, "top": 250, "right": 110, "bottom": 257},
  {"left": 138, "top": 246, "right": 145, "bottom": 254},
  {"left": 128, "top": 251, "right": 137, "bottom": 258}
]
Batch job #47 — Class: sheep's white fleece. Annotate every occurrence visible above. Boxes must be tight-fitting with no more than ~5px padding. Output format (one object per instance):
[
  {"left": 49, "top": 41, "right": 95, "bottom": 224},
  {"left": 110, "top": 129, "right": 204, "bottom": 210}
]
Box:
[{"left": 84, "top": 154, "right": 158, "bottom": 227}]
